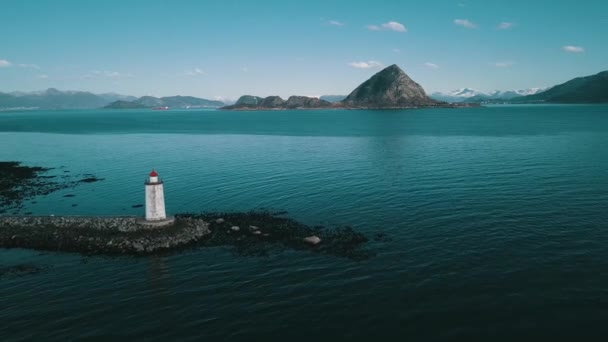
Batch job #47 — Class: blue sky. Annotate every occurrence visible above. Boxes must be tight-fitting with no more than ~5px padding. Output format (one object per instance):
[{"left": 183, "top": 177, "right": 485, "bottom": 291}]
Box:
[{"left": 1, "top": 0, "right": 606, "bottom": 100}]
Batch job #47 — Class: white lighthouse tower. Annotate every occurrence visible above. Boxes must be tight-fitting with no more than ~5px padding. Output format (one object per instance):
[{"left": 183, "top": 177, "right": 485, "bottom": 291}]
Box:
[{"left": 145, "top": 169, "right": 167, "bottom": 221}]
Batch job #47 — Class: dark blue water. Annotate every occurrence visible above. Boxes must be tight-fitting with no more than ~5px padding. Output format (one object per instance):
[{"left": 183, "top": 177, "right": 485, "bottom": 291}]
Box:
[{"left": 1, "top": 106, "right": 608, "bottom": 340}]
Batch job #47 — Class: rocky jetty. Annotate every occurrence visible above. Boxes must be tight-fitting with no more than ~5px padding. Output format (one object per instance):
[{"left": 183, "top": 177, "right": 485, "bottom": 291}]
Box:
[
  {"left": 0, "top": 216, "right": 210, "bottom": 255},
  {"left": 0, "top": 211, "right": 376, "bottom": 260}
]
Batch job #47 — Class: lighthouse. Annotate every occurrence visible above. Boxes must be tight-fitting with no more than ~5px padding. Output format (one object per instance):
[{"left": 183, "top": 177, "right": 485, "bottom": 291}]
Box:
[{"left": 145, "top": 169, "right": 166, "bottom": 221}]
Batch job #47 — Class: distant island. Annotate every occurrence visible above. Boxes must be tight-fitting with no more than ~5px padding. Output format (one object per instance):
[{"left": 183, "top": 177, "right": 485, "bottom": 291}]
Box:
[
  {"left": 0, "top": 88, "right": 137, "bottom": 110},
  {"left": 223, "top": 64, "right": 478, "bottom": 110},
  {"left": 0, "top": 88, "right": 225, "bottom": 111},
  {"left": 104, "top": 95, "right": 224, "bottom": 109}
]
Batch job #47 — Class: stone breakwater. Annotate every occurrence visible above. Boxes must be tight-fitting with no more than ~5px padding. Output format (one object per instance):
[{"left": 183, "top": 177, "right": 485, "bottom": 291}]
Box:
[
  {"left": 0, "top": 212, "right": 377, "bottom": 260},
  {"left": 0, "top": 216, "right": 210, "bottom": 255}
]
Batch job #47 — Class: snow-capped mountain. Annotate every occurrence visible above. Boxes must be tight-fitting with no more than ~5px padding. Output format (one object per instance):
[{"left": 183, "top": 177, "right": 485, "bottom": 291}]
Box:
[
  {"left": 430, "top": 87, "right": 547, "bottom": 103},
  {"left": 430, "top": 88, "right": 486, "bottom": 102}
]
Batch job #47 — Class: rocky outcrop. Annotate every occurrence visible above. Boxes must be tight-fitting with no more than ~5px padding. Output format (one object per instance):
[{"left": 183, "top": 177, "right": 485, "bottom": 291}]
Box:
[
  {"left": 259, "top": 96, "right": 285, "bottom": 108},
  {"left": 341, "top": 64, "right": 439, "bottom": 108},
  {"left": 235, "top": 95, "right": 264, "bottom": 107},
  {"left": 222, "top": 95, "right": 332, "bottom": 110},
  {"left": 285, "top": 96, "right": 332, "bottom": 109}
]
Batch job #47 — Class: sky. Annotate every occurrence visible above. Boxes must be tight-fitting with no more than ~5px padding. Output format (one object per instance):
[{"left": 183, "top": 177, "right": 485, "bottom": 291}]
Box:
[{"left": 1, "top": 0, "right": 607, "bottom": 100}]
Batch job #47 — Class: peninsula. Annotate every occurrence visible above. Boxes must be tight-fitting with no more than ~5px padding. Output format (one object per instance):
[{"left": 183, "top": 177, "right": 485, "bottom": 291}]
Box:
[{"left": 222, "top": 64, "right": 479, "bottom": 110}]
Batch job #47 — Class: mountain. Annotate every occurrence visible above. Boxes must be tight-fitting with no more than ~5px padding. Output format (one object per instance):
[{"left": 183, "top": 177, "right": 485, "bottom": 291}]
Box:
[
  {"left": 222, "top": 95, "right": 332, "bottom": 110},
  {"left": 320, "top": 95, "right": 346, "bottom": 103},
  {"left": 341, "top": 64, "right": 439, "bottom": 108},
  {"left": 431, "top": 88, "right": 546, "bottom": 103},
  {"left": 511, "top": 71, "right": 608, "bottom": 103},
  {"left": 105, "top": 95, "right": 224, "bottom": 109},
  {"left": 462, "top": 88, "right": 547, "bottom": 103},
  {"left": 0, "top": 88, "right": 137, "bottom": 110},
  {"left": 430, "top": 88, "right": 487, "bottom": 102}
]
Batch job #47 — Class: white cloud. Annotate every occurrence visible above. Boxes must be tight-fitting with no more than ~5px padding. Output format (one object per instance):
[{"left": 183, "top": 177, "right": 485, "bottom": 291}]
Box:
[
  {"left": 367, "top": 21, "right": 406, "bottom": 32},
  {"left": 39, "top": 74, "right": 49, "bottom": 79},
  {"left": 348, "top": 61, "right": 383, "bottom": 69},
  {"left": 382, "top": 21, "right": 407, "bottom": 32},
  {"left": 328, "top": 20, "right": 344, "bottom": 27},
  {"left": 0, "top": 59, "right": 12, "bottom": 67},
  {"left": 184, "top": 68, "right": 205, "bottom": 76},
  {"left": 393, "top": 48, "right": 401, "bottom": 54},
  {"left": 18, "top": 63, "right": 40, "bottom": 69},
  {"left": 424, "top": 62, "right": 439, "bottom": 69},
  {"left": 454, "top": 19, "right": 477, "bottom": 29},
  {"left": 492, "top": 62, "right": 514, "bottom": 68},
  {"left": 498, "top": 22, "right": 513, "bottom": 29},
  {"left": 562, "top": 45, "right": 584, "bottom": 53}
]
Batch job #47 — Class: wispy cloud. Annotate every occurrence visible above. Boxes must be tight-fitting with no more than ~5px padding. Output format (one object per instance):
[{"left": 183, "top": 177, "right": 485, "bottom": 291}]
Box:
[
  {"left": 367, "top": 21, "right": 407, "bottom": 32},
  {"left": 0, "top": 59, "right": 12, "bottom": 67},
  {"left": 328, "top": 20, "right": 345, "bottom": 27},
  {"left": 393, "top": 48, "right": 401, "bottom": 54},
  {"left": 184, "top": 68, "right": 205, "bottom": 76},
  {"left": 562, "top": 45, "right": 584, "bottom": 53},
  {"left": 39, "top": 74, "right": 49, "bottom": 79},
  {"left": 498, "top": 22, "right": 513, "bottom": 29},
  {"left": 348, "top": 61, "right": 383, "bottom": 69},
  {"left": 424, "top": 62, "right": 439, "bottom": 69},
  {"left": 85, "top": 70, "right": 131, "bottom": 79},
  {"left": 491, "top": 62, "right": 514, "bottom": 68},
  {"left": 18, "top": 63, "right": 40, "bottom": 70},
  {"left": 454, "top": 19, "right": 477, "bottom": 29}
]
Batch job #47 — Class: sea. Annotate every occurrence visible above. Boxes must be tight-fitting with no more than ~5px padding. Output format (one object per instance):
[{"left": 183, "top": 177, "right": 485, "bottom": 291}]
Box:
[{"left": 1, "top": 105, "right": 608, "bottom": 341}]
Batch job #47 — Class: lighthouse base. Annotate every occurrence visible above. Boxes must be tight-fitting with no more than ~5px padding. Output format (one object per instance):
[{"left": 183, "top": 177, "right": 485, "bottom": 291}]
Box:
[{"left": 136, "top": 216, "right": 176, "bottom": 228}]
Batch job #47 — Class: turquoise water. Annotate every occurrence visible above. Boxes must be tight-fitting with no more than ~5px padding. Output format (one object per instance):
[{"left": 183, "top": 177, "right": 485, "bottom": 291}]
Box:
[{"left": 1, "top": 106, "right": 608, "bottom": 340}]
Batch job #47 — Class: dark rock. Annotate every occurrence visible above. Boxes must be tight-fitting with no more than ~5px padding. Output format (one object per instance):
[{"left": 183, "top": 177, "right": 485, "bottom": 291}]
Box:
[{"left": 79, "top": 177, "right": 103, "bottom": 183}]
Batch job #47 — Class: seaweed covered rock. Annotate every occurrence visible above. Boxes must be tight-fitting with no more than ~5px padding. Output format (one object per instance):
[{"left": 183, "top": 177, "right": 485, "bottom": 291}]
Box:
[{"left": 187, "top": 211, "right": 374, "bottom": 260}]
